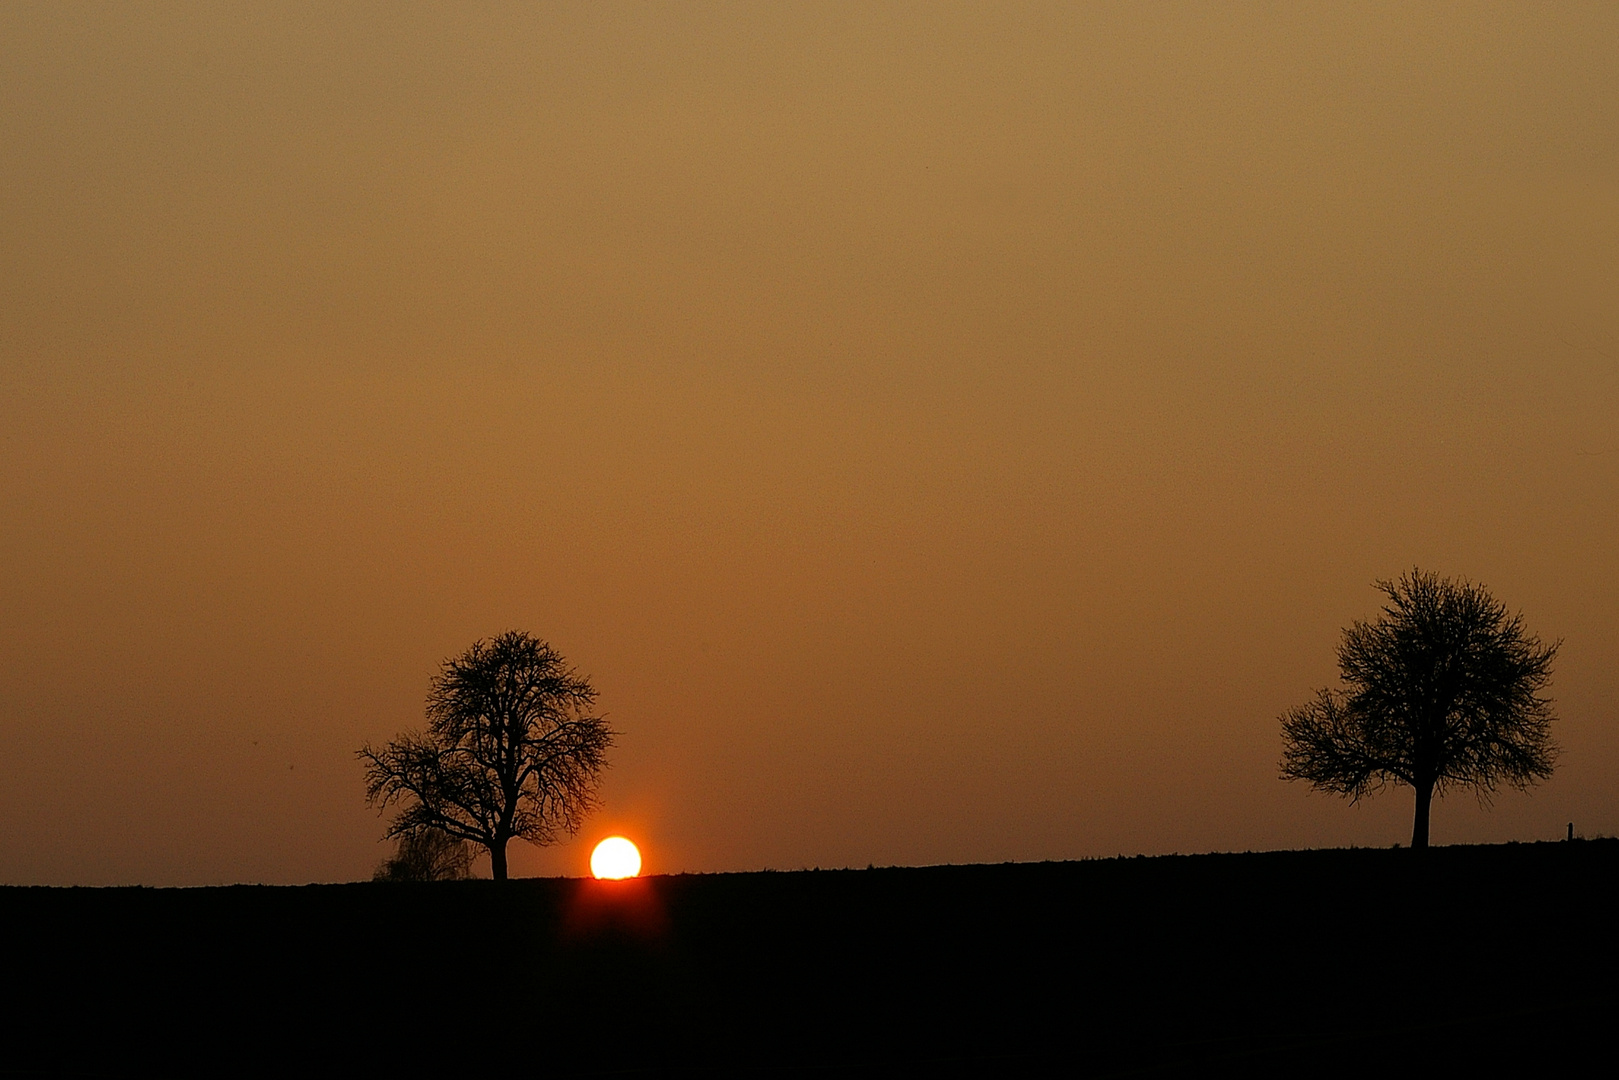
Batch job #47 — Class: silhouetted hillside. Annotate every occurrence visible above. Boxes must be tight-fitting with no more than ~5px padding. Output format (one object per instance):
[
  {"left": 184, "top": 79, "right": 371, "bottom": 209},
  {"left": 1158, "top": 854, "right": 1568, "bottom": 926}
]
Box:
[{"left": 3, "top": 841, "right": 1614, "bottom": 1077}]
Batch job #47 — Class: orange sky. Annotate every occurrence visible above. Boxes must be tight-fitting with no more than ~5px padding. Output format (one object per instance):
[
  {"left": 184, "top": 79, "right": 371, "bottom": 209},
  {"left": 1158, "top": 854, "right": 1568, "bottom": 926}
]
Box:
[{"left": 2, "top": 2, "right": 1615, "bottom": 885}]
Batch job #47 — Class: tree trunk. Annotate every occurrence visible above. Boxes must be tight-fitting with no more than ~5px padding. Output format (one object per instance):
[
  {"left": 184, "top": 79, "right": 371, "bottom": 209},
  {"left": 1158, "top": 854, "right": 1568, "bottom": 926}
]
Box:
[
  {"left": 1411, "top": 780, "right": 1434, "bottom": 850},
  {"left": 490, "top": 838, "right": 509, "bottom": 881}
]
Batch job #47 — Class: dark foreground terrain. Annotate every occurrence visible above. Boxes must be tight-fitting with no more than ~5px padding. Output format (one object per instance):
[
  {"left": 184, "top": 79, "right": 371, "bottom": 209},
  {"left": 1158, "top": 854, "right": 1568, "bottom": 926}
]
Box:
[{"left": 3, "top": 841, "right": 1615, "bottom": 1077}]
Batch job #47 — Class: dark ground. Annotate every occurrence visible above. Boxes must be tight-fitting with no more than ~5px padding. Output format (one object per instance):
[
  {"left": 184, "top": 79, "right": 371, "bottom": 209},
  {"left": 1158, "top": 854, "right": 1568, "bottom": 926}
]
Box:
[{"left": 2, "top": 841, "right": 1615, "bottom": 1077}]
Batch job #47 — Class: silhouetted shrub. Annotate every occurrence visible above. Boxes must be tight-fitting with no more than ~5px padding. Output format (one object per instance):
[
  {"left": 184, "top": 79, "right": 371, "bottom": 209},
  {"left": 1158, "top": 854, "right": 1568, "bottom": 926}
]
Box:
[{"left": 373, "top": 828, "right": 474, "bottom": 882}]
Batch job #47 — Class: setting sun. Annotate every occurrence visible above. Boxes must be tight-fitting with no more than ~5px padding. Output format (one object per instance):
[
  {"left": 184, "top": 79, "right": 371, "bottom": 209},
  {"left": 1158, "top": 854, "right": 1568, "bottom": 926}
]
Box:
[{"left": 590, "top": 837, "right": 642, "bottom": 880}]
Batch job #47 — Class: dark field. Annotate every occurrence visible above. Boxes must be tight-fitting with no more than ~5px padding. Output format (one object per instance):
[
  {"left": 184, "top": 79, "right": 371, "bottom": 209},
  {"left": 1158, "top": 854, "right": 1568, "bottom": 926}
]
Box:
[{"left": 4, "top": 841, "right": 1615, "bottom": 1077}]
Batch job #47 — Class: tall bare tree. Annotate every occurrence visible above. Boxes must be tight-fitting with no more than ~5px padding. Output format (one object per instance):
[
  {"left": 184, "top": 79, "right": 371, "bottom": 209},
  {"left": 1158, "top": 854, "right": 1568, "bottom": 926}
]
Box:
[
  {"left": 1280, "top": 570, "right": 1558, "bottom": 849},
  {"left": 360, "top": 632, "right": 615, "bottom": 880}
]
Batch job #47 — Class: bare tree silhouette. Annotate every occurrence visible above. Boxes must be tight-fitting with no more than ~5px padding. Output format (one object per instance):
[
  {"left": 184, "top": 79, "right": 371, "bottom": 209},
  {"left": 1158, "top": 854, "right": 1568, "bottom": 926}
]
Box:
[
  {"left": 1280, "top": 570, "right": 1558, "bottom": 849},
  {"left": 360, "top": 632, "right": 615, "bottom": 880}
]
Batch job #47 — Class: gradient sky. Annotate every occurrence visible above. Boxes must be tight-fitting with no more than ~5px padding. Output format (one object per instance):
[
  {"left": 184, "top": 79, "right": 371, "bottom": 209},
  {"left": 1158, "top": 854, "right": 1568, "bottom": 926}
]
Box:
[{"left": 2, "top": 2, "right": 1615, "bottom": 885}]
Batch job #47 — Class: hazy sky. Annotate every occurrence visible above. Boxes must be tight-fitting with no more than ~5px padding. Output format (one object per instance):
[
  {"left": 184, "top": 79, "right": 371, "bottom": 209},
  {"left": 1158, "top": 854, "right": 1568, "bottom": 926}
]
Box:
[{"left": 2, "top": 2, "right": 1615, "bottom": 885}]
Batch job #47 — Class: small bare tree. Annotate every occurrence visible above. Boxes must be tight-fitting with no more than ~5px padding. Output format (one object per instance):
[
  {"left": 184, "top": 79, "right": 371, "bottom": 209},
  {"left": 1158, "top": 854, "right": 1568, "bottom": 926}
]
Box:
[
  {"left": 1280, "top": 570, "right": 1559, "bottom": 848},
  {"left": 373, "top": 828, "right": 475, "bottom": 882},
  {"left": 360, "top": 632, "right": 615, "bottom": 880}
]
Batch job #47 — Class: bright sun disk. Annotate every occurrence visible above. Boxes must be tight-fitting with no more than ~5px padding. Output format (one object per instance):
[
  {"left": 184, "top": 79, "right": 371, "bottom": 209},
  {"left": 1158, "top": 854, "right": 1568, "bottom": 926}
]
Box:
[{"left": 590, "top": 836, "right": 642, "bottom": 879}]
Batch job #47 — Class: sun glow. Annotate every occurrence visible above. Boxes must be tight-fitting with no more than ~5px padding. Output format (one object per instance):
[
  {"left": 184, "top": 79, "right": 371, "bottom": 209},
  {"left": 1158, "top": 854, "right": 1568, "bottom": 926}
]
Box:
[{"left": 590, "top": 836, "right": 642, "bottom": 880}]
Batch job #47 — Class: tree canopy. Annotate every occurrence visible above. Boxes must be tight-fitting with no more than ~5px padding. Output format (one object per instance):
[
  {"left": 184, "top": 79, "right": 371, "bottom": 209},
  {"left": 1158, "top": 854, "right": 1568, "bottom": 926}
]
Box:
[
  {"left": 1279, "top": 569, "right": 1558, "bottom": 848},
  {"left": 360, "top": 632, "right": 615, "bottom": 880}
]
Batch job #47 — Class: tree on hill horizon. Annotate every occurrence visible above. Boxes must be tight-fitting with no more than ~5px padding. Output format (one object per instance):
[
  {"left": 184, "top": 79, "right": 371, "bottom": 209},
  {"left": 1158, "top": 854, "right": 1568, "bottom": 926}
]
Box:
[
  {"left": 1279, "top": 569, "right": 1559, "bottom": 849},
  {"left": 360, "top": 631, "right": 615, "bottom": 881}
]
